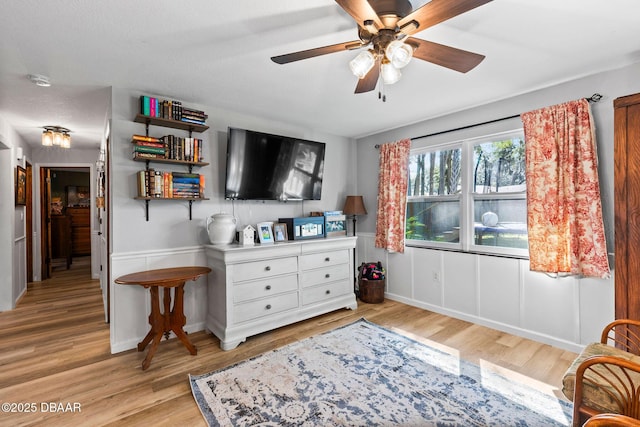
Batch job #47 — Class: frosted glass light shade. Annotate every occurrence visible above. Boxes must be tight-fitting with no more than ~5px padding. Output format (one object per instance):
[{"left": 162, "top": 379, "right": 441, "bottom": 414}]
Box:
[
  {"left": 385, "top": 40, "right": 413, "bottom": 69},
  {"left": 61, "top": 133, "right": 71, "bottom": 148},
  {"left": 53, "top": 131, "right": 64, "bottom": 146},
  {"left": 42, "top": 130, "right": 53, "bottom": 146},
  {"left": 381, "top": 62, "right": 401, "bottom": 85},
  {"left": 349, "top": 50, "right": 376, "bottom": 79}
]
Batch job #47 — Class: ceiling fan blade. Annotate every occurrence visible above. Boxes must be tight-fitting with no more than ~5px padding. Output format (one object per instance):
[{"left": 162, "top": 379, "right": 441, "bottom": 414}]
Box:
[
  {"left": 335, "top": 0, "right": 384, "bottom": 33},
  {"left": 354, "top": 56, "right": 381, "bottom": 94},
  {"left": 408, "top": 38, "right": 485, "bottom": 73},
  {"left": 398, "top": 0, "right": 493, "bottom": 36},
  {"left": 271, "top": 40, "right": 364, "bottom": 64}
]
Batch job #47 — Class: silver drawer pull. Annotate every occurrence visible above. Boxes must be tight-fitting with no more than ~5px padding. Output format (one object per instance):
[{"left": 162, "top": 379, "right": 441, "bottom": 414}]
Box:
[
  {"left": 325, "top": 274, "right": 330, "bottom": 278},
  {"left": 265, "top": 285, "right": 271, "bottom": 290},
  {"left": 266, "top": 304, "right": 272, "bottom": 310},
  {"left": 325, "top": 290, "right": 331, "bottom": 295},
  {"left": 265, "top": 266, "right": 271, "bottom": 271},
  {"left": 325, "top": 257, "right": 330, "bottom": 262}
]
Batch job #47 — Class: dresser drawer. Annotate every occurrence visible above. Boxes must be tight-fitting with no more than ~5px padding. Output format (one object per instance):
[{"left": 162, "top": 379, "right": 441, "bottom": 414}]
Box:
[
  {"left": 302, "top": 281, "right": 351, "bottom": 306},
  {"left": 299, "top": 250, "right": 349, "bottom": 271},
  {"left": 232, "top": 256, "right": 298, "bottom": 283},
  {"left": 300, "top": 264, "right": 350, "bottom": 288},
  {"left": 233, "top": 274, "right": 298, "bottom": 304},
  {"left": 234, "top": 291, "right": 299, "bottom": 323}
]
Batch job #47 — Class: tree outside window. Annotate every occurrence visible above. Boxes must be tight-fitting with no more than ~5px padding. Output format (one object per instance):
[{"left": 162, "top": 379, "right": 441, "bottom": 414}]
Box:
[{"left": 406, "top": 131, "right": 528, "bottom": 257}]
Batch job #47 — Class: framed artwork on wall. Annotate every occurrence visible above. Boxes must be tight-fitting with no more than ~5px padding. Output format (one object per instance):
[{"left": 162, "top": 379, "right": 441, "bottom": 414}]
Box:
[
  {"left": 257, "top": 222, "right": 274, "bottom": 244},
  {"left": 15, "top": 166, "right": 26, "bottom": 206}
]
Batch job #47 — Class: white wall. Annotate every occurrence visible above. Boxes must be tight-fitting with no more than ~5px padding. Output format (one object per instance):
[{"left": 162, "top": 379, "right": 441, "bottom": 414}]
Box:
[
  {"left": 355, "top": 62, "right": 640, "bottom": 352},
  {"left": 0, "top": 115, "right": 32, "bottom": 311},
  {"left": 109, "top": 87, "right": 357, "bottom": 352}
]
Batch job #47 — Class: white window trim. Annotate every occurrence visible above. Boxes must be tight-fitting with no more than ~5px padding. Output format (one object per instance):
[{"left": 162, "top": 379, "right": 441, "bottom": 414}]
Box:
[{"left": 406, "top": 129, "right": 529, "bottom": 259}]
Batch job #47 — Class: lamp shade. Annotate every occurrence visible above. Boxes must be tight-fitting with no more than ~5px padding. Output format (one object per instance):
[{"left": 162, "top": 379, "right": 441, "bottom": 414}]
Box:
[
  {"left": 349, "top": 50, "right": 375, "bottom": 79},
  {"left": 381, "top": 62, "right": 401, "bottom": 85},
  {"left": 343, "top": 195, "right": 367, "bottom": 216}
]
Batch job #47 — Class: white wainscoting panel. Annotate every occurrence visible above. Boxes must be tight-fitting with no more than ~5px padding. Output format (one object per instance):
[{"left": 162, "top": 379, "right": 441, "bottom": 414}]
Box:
[
  {"left": 477, "top": 255, "right": 520, "bottom": 326},
  {"left": 413, "top": 248, "right": 443, "bottom": 306},
  {"left": 358, "top": 233, "right": 613, "bottom": 353},
  {"left": 387, "top": 251, "right": 413, "bottom": 298},
  {"left": 442, "top": 252, "right": 477, "bottom": 315},
  {"left": 521, "top": 266, "right": 578, "bottom": 344}
]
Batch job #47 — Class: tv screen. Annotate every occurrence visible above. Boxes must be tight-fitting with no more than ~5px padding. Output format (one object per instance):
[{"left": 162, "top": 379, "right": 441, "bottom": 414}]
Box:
[{"left": 225, "top": 127, "right": 326, "bottom": 201}]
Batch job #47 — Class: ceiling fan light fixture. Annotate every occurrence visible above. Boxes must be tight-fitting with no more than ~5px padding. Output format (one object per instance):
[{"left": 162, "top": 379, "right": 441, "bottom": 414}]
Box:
[
  {"left": 349, "top": 50, "right": 376, "bottom": 79},
  {"left": 381, "top": 62, "right": 401, "bottom": 85},
  {"left": 385, "top": 40, "right": 413, "bottom": 69}
]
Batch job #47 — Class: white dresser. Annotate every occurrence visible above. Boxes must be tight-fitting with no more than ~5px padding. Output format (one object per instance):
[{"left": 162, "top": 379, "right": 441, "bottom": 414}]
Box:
[{"left": 204, "top": 237, "right": 358, "bottom": 350}]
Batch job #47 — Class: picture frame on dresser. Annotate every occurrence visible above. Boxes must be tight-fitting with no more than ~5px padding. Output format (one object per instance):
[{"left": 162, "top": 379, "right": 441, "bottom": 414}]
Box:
[
  {"left": 257, "top": 222, "right": 274, "bottom": 244},
  {"left": 273, "top": 223, "right": 288, "bottom": 242},
  {"left": 15, "top": 166, "right": 26, "bottom": 206}
]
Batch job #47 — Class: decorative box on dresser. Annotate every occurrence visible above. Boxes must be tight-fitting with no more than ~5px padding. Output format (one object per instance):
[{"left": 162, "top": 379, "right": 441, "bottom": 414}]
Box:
[{"left": 204, "top": 236, "right": 357, "bottom": 350}]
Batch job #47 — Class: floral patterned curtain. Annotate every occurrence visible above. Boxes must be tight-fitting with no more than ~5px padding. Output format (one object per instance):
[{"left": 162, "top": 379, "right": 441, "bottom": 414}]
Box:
[
  {"left": 375, "top": 139, "right": 411, "bottom": 253},
  {"left": 521, "top": 98, "right": 609, "bottom": 278}
]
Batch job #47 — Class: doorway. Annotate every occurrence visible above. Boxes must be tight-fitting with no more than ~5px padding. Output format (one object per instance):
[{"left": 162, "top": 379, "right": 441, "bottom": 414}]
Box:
[{"left": 40, "top": 167, "right": 91, "bottom": 279}]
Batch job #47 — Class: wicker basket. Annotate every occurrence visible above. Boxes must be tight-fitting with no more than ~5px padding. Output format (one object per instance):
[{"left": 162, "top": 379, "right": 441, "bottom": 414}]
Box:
[{"left": 359, "top": 278, "right": 385, "bottom": 304}]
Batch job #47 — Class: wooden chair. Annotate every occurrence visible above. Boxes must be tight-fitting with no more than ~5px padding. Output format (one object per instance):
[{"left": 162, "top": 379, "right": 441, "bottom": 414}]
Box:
[
  {"left": 563, "top": 319, "right": 640, "bottom": 426},
  {"left": 583, "top": 413, "right": 640, "bottom": 426}
]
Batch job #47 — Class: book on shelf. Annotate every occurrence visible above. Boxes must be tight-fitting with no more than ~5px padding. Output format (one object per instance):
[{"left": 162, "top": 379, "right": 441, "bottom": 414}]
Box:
[
  {"left": 132, "top": 140, "right": 164, "bottom": 148},
  {"left": 133, "top": 152, "right": 165, "bottom": 160},
  {"left": 132, "top": 134, "right": 161, "bottom": 143}
]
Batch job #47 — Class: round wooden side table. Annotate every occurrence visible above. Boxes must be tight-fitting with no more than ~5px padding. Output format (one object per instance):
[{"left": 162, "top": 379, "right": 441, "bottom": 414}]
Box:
[{"left": 115, "top": 266, "right": 211, "bottom": 370}]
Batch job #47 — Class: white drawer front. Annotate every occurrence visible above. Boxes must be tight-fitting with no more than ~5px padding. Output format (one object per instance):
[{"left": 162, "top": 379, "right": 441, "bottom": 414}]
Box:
[
  {"left": 233, "top": 274, "right": 298, "bottom": 304},
  {"left": 299, "top": 250, "right": 349, "bottom": 271},
  {"left": 302, "top": 281, "right": 352, "bottom": 306},
  {"left": 300, "top": 264, "right": 350, "bottom": 288},
  {"left": 234, "top": 291, "right": 299, "bottom": 323},
  {"left": 232, "top": 256, "right": 298, "bottom": 283}
]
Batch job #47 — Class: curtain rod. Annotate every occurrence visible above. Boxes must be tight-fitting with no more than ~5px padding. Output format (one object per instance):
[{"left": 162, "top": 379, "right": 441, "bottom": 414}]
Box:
[{"left": 374, "top": 93, "right": 603, "bottom": 148}]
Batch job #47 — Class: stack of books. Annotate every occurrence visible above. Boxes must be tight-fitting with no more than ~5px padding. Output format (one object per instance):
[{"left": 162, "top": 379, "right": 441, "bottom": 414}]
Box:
[
  {"left": 131, "top": 135, "right": 165, "bottom": 160},
  {"left": 132, "top": 134, "right": 204, "bottom": 162},
  {"left": 140, "top": 95, "right": 207, "bottom": 125},
  {"left": 136, "top": 170, "right": 205, "bottom": 199},
  {"left": 181, "top": 107, "right": 207, "bottom": 126}
]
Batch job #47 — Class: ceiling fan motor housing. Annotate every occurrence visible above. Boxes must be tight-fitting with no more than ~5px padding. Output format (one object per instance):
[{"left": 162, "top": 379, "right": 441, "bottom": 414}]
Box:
[{"left": 370, "top": 0, "right": 413, "bottom": 26}]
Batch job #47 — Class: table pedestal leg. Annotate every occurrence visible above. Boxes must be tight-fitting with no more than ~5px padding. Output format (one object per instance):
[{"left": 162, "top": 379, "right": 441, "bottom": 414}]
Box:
[
  {"left": 171, "top": 284, "right": 197, "bottom": 355},
  {"left": 136, "top": 283, "right": 197, "bottom": 370}
]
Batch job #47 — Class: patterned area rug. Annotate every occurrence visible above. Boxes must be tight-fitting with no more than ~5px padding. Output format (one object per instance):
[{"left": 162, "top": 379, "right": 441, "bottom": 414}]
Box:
[{"left": 190, "top": 319, "right": 572, "bottom": 426}]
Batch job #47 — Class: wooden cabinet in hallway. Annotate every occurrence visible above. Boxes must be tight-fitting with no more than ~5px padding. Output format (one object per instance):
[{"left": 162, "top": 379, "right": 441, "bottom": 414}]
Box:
[{"left": 66, "top": 207, "right": 90, "bottom": 256}]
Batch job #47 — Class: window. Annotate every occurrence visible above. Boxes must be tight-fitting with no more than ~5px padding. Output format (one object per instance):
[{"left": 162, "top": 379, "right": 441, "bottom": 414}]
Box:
[{"left": 406, "top": 130, "right": 528, "bottom": 257}]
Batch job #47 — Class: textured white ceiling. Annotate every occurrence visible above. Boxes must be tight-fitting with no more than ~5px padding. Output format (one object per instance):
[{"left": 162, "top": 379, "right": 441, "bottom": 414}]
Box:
[{"left": 1, "top": 0, "right": 639, "bottom": 149}]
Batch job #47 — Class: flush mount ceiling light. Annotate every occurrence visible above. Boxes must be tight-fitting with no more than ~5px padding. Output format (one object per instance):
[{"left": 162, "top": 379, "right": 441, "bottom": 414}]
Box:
[
  {"left": 271, "top": 0, "right": 492, "bottom": 99},
  {"left": 42, "top": 126, "right": 71, "bottom": 148},
  {"left": 28, "top": 74, "right": 51, "bottom": 87}
]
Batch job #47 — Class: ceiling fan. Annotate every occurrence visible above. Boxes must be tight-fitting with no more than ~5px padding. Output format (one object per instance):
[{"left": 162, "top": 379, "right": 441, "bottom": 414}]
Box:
[{"left": 271, "top": 0, "right": 493, "bottom": 96}]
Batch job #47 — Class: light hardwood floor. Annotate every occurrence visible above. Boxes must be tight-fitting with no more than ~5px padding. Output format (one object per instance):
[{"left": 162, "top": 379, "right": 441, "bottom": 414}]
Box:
[{"left": 0, "top": 258, "right": 577, "bottom": 426}]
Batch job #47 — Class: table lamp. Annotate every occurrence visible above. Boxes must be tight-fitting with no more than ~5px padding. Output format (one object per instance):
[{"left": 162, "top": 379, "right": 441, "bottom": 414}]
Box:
[
  {"left": 343, "top": 195, "right": 367, "bottom": 295},
  {"left": 343, "top": 195, "right": 367, "bottom": 237}
]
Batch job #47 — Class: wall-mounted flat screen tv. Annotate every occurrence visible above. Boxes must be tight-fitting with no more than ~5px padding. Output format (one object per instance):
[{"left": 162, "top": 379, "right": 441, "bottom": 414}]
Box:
[{"left": 225, "top": 127, "right": 326, "bottom": 201}]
